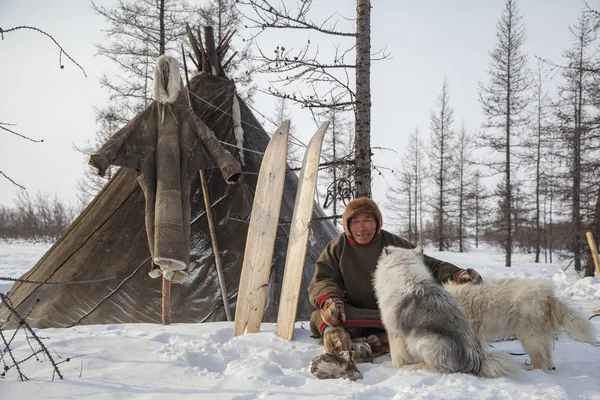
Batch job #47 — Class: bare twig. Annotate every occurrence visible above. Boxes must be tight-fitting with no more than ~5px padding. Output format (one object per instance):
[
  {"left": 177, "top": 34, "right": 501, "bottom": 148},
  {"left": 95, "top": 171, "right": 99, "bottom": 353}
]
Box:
[
  {"left": 0, "top": 26, "right": 87, "bottom": 77},
  {"left": 0, "top": 171, "right": 26, "bottom": 190},
  {"left": 0, "top": 293, "right": 63, "bottom": 379},
  {"left": 0, "top": 123, "right": 43, "bottom": 143}
]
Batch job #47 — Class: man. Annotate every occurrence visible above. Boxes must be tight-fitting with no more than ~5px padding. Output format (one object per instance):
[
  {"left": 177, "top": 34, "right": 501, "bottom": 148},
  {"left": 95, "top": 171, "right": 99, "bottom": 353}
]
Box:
[{"left": 308, "top": 197, "right": 483, "bottom": 360}]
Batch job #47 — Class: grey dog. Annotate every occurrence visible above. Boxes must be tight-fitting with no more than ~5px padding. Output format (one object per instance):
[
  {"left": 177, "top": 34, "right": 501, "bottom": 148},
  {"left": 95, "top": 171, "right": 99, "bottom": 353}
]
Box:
[{"left": 373, "top": 246, "right": 519, "bottom": 378}]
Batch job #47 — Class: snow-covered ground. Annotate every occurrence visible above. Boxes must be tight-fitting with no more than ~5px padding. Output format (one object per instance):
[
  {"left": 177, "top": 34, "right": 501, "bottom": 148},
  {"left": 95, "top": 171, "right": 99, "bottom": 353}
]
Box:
[{"left": 1, "top": 241, "right": 600, "bottom": 399}]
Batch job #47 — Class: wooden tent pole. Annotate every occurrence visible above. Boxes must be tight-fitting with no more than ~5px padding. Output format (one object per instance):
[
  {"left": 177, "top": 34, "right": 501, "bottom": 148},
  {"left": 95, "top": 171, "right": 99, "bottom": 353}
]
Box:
[
  {"left": 181, "top": 42, "right": 232, "bottom": 321},
  {"left": 586, "top": 232, "right": 600, "bottom": 278},
  {"left": 203, "top": 26, "right": 220, "bottom": 76},
  {"left": 162, "top": 278, "right": 171, "bottom": 325}
]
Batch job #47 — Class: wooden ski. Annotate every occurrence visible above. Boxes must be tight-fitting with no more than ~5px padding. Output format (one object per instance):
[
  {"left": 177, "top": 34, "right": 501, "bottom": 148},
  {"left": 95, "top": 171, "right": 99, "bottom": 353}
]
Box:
[
  {"left": 276, "top": 121, "right": 329, "bottom": 341},
  {"left": 233, "top": 121, "right": 290, "bottom": 337}
]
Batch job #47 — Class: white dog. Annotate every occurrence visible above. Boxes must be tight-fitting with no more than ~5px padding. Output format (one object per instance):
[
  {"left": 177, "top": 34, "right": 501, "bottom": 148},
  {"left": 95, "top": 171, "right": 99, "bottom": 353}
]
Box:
[
  {"left": 444, "top": 277, "right": 597, "bottom": 370},
  {"left": 373, "top": 246, "right": 518, "bottom": 378}
]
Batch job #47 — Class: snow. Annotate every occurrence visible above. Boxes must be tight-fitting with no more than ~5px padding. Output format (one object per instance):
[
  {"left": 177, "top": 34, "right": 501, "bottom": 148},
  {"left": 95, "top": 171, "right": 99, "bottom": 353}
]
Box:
[{"left": 1, "top": 241, "right": 600, "bottom": 399}]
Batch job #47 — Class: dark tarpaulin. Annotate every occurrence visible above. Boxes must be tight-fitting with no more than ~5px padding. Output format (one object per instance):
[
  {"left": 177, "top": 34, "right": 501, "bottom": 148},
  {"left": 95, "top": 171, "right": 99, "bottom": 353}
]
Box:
[{"left": 0, "top": 73, "right": 338, "bottom": 328}]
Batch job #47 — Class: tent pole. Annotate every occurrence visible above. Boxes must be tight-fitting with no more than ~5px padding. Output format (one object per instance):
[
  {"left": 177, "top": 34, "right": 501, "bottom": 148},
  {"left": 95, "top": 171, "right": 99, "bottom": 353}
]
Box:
[
  {"left": 162, "top": 277, "right": 171, "bottom": 325},
  {"left": 181, "top": 40, "right": 232, "bottom": 321}
]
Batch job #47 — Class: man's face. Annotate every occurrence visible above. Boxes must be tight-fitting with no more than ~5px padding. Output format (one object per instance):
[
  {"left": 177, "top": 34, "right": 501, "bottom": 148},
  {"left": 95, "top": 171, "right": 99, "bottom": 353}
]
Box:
[{"left": 349, "top": 212, "right": 377, "bottom": 244}]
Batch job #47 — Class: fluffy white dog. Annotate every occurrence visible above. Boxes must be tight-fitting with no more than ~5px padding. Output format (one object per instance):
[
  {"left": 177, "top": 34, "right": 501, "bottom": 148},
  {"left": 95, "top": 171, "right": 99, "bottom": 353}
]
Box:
[
  {"left": 373, "top": 246, "right": 519, "bottom": 378},
  {"left": 444, "top": 277, "right": 597, "bottom": 370}
]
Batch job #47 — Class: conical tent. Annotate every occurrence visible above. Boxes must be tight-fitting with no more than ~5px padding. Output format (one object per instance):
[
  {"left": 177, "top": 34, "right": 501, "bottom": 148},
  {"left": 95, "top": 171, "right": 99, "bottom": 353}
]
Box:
[{"left": 0, "top": 72, "right": 338, "bottom": 329}]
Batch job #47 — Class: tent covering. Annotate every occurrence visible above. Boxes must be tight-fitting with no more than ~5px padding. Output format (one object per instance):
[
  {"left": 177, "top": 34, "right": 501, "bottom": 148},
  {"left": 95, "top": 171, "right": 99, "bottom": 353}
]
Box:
[{"left": 0, "top": 72, "right": 338, "bottom": 328}]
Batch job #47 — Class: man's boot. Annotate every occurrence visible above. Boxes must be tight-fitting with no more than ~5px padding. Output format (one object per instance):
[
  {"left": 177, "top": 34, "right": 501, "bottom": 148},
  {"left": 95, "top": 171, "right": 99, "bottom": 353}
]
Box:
[{"left": 366, "top": 332, "right": 390, "bottom": 358}]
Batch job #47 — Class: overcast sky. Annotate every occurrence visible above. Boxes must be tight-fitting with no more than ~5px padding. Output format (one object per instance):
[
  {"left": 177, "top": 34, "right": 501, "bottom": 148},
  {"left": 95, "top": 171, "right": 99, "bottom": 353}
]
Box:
[{"left": 0, "top": 0, "right": 587, "bottom": 211}]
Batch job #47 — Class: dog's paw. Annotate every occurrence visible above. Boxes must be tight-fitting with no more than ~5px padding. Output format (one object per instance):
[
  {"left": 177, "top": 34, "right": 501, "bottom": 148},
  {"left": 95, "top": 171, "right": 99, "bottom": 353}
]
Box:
[
  {"left": 408, "top": 362, "right": 426, "bottom": 372},
  {"left": 391, "top": 357, "right": 405, "bottom": 369}
]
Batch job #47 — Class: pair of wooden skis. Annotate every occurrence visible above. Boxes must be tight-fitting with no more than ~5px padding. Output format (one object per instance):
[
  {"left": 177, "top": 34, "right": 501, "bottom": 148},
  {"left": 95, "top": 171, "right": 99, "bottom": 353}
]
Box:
[{"left": 233, "top": 120, "right": 330, "bottom": 340}]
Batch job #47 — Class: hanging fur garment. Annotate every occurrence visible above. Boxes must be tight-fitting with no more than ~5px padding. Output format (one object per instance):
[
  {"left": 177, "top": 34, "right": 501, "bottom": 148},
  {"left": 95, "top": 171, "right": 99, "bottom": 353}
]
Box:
[{"left": 90, "top": 55, "right": 242, "bottom": 282}]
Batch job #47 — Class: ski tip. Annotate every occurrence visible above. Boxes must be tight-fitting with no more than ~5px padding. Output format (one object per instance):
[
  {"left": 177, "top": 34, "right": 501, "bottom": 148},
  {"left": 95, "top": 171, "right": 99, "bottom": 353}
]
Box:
[
  {"left": 319, "top": 120, "right": 331, "bottom": 132},
  {"left": 274, "top": 120, "right": 291, "bottom": 136}
]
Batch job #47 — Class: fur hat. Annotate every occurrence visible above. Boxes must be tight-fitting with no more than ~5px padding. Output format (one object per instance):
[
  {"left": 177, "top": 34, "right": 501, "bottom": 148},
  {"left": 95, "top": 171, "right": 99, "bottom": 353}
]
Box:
[{"left": 341, "top": 197, "right": 383, "bottom": 238}]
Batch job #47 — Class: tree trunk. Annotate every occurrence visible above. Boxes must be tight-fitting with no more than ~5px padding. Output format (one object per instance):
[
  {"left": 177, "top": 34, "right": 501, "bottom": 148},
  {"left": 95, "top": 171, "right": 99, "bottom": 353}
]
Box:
[
  {"left": 505, "top": 25, "right": 512, "bottom": 267},
  {"left": 572, "top": 35, "right": 584, "bottom": 273},
  {"left": 332, "top": 112, "right": 338, "bottom": 227},
  {"left": 159, "top": 0, "right": 165, "bottom": 55},
  {"left": 354, "top": 0, "right": 371, "bottom": 198},
  {"left": 535, "top": 95, "right": 542, "bottom": 263}
]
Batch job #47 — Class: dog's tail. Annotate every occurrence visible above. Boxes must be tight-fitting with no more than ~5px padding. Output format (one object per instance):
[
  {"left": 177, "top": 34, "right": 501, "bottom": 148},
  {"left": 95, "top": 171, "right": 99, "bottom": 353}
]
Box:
[
  {"left": 479, "top": 351, "right": 519, "bottom": 378},
  {"left": 551, "top": 297, "right": 597, "bottom": 344}
]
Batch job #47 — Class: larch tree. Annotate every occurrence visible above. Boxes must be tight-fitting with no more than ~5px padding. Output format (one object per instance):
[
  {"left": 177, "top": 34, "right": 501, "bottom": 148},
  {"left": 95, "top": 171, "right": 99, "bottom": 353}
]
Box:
[
  {"left": 555, "top": 11, "right": 597, "bottom": 274},
  {"left": 478, "top": 0, "right": 530, "bottom": 267},
  {"left": 428, "top": 78, "right": 455, "bottom": 251},
  {"left": 523, "top": 61, "right": 553, "bottom": 262},
  {"left": 471, "top": 170, "right": 490, "bottom": 249},
  {"left": 454, "top": 122, "right": 475, "bottom": 253},
  {"left": 386, "top": 127, "right": 426, "bottom": 245}
]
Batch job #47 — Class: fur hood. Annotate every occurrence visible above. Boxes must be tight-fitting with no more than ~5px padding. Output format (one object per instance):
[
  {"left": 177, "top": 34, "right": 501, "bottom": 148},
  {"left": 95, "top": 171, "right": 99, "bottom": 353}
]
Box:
[
  {"left": 152, "top": 55, "right": 182, "bottom": 104},
  {"left": 341, "top": 197, "right": 383, "bottom": 238}
]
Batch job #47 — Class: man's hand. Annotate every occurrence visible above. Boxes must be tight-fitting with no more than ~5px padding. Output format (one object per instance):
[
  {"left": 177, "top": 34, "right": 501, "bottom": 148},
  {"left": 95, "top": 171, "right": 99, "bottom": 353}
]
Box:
[
  {"left": 320, "top": 297, "right": 346, "bottom": 327},
  {"left": 455, "top": 268, "right": 483, "bottom": 284}
]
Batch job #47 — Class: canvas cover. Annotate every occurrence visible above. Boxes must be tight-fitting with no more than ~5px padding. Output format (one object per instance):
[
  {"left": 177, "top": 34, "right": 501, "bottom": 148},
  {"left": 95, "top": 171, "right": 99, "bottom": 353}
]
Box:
[{"left": 0, "top": 73, "right": 338, "bottom": 328}]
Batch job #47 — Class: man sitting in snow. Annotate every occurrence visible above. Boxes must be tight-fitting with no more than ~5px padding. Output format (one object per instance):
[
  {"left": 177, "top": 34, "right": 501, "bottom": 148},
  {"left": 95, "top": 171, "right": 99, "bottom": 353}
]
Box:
[{"left": 308, "top": 197, "right": 483, "bottom": 363}]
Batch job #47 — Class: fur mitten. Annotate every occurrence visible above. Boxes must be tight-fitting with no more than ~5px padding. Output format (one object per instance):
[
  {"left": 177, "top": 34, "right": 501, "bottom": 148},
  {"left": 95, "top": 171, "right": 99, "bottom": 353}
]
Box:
[
  {"left": 320, "top": 297, "right": 346, "bottom": 327},
  {"left": 323, "top": 326, "right": 352, "bottom": 355},
  {"left": 454, "top": 268, "right": 483, "bottom": 284},
  {"left": 310, "top": 351, "right": 363, "bottom": 381}
]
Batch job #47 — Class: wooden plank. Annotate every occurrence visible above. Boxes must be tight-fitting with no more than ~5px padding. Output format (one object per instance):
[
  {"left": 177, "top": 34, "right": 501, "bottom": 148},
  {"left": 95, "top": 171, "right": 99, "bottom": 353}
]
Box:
[
  {"left": 275, "top": 122, "right": 329, "bottom": 340},
  {"left": 586, "top": 232, "right": 600, "bottom": 278},
  {"left": 233, "top": 121, "right": 289, "bottom": 336}
]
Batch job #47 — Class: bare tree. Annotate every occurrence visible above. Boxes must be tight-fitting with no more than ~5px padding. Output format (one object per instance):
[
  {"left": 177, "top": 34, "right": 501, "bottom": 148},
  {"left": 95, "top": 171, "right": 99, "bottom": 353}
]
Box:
[
  {"left": 555, "top": 11, "right": 598, "bottom": 274},
  {"left": 521, "top": 61, "right": 554, "bottom": 262},
  {"left": 471, "top": 170, "right": 490, "bottom": 249},
  {"left": 92, "top": 0, "right": 200, "bottom": 116},
  {"left": 386, "top": 127, "right": 426, "bottom": 245},
  {"left": 454, "top": 122, "right": 475, "bottom": 252},
  {"left": 318, "top": 109, "right": 354, "bottom": 228},
  {"left": 238, "top": 0, "right": 388, "bottom": 198},
  {"left": 385, "top": 168, "right": 413, "bottom": 239},
  {"left": 478, "top": 0, "right": 531, "bottom": 266},
  {"left": 428, "top": 79, "right": 455, "bottom": 251}
]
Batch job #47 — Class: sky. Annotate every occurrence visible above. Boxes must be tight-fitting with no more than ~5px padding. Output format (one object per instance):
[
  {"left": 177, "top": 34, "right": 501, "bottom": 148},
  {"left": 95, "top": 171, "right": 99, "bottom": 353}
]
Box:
[
  {"left": 0, "top": 0, "right": 588, "bottom": 210},
  {"left": 2, "top": 242, "right": 600, "bottom": 398}
]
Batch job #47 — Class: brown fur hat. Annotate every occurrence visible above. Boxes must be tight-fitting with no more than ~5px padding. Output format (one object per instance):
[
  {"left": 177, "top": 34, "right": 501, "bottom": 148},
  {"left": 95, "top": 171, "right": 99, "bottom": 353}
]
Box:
[{"left": 341, "top": 197, "right": 383, "bottom": 238}]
